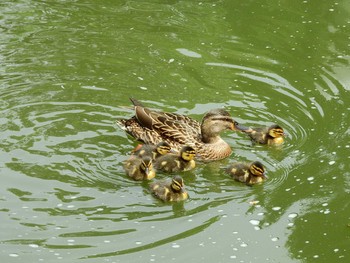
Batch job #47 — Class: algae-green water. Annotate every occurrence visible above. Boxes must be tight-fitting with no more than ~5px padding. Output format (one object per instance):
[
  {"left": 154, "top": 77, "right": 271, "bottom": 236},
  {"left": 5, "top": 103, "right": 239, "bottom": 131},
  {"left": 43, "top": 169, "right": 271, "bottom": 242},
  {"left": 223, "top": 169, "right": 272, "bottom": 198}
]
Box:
[{"left": 1, "top": 1, "right": 349, "bottom": 262}]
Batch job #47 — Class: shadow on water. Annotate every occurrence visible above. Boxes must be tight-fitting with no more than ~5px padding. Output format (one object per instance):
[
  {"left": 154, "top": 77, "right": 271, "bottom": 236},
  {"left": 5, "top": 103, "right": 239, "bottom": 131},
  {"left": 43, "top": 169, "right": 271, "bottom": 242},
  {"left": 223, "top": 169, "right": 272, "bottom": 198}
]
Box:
[{"left": 83, "top": 215, "right": 221, "bottom": 258}]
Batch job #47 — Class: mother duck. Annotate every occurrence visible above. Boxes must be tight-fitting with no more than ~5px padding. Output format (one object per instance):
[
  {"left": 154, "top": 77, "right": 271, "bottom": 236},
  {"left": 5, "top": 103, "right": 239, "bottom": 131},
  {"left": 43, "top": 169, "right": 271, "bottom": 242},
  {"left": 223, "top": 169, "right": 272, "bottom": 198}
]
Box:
[{"left": 117, "top": 98, "right": 247, "bottom": 161}]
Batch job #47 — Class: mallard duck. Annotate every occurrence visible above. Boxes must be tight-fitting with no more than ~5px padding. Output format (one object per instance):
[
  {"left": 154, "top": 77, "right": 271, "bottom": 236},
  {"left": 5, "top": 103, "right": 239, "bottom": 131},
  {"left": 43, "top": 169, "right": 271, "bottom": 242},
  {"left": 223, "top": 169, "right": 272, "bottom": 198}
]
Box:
[
  {"left": 226, "top": 161, "right": 267, "bottom": 185},
  {"left": 149, "top": 175, "right": 189, "bottom": 201},
  {"left": 154, "top": 145, "right": 196, "bottom": 173},
  {"left": 123, "top": 156, "right": 155, "bottom": 181},
  {"left": 132, "top": 141, "right": 171, "bottom": 160},
  {"left": 243, "top": 124, "right": 285, "bottom": 145},
  {"left": 117, "top": 98, "right": 247, "bottom": 161}
]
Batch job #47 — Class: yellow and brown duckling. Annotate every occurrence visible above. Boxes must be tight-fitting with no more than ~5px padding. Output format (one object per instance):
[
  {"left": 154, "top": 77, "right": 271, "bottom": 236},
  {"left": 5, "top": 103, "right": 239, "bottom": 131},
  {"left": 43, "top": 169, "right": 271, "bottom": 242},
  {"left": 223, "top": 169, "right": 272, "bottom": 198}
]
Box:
[
  {"left": 123, "top": 155, "right": 156, "bottom": 181},
  {"left": 132, "top": 141, "right": 171, "bottom": 160},
  {"left": 154, "top": 145, "right": 196, "bottom": 173},
  {"left": 116, "top": 98, "right": 248, "bottom": 161},
  {"left": 149, "top": 175, "right": 189, "bottom": 202},
  {"left": 226, "top": 161, "right": 267, "bottom": 185},
  {"left": 243, "top": 124, "right": 285, "bottom": 146}
]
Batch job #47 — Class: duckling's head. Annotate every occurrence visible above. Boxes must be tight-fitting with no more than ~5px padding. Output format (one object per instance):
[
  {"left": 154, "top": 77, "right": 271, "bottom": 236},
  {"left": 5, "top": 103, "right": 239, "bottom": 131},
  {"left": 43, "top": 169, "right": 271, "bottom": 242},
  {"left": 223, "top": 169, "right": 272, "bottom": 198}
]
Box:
[
  {"left": 156, "top": 142, "right": 171, "bottom": 155},
  {"left": 268, "top": 125, "right": 285, "bottom": 138},
  {"left": 171, "top": 175, "right": 185, "bottom": 192},
  {"left": 140, "top": 156, "right": 153, "bottom": 175},
  {"left": 249, "top": 161, "right": 266, "bottom": 178},
  {"left": 180, "top": 146, "right": 196, "bottom": 161},
  {"left": 201, "top": 109, "right": 247, "bottom": 142}
]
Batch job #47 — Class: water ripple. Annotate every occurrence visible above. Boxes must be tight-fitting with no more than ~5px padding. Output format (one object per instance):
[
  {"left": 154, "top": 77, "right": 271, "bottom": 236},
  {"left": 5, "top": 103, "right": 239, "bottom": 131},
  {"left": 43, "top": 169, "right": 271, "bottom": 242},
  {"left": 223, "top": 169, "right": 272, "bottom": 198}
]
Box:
[{"left": 1, "top": 101, "right": 126, "bottom": 188}]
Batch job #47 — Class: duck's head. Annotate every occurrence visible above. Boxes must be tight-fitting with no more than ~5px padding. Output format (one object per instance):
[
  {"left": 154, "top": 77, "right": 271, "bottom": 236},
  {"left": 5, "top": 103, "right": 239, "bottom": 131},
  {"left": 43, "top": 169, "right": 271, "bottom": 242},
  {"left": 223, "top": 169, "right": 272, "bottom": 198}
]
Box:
[
  {"left": 140, "top": 156, "right": 153, "bottom": 175},
  {"left": 156, "top": 141, "right": 171, "bottom": 155},
  {"left": 249, "top": 161, "right": 267, "bottom": 179},
  {"left": 171, "top": 175, "right": 185, "bottom": 192},
  {"left": 180, "top": 146, "right": 196, "bottom": 161},
  {"left": 201, "top": 109, "right": 248, "bottom": 141},
  {"left": 268, "top": 125, "right": 285, "bottom": 138}
]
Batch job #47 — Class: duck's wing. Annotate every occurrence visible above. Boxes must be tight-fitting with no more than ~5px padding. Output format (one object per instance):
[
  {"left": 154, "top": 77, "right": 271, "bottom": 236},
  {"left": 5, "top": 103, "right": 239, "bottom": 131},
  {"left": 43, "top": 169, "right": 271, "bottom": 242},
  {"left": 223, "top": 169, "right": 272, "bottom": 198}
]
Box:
[
  {"left": 117, "top": 116, "right": 161, "bottom": 145},
  {"left": 134, "top": 105, "right": 201, "bottom": 144},
  {"left": 150, "top": 181, "right": 171, "bottom": 201},
  {"left": 227, "top": 163, "right": 247, "bottom": 177}
]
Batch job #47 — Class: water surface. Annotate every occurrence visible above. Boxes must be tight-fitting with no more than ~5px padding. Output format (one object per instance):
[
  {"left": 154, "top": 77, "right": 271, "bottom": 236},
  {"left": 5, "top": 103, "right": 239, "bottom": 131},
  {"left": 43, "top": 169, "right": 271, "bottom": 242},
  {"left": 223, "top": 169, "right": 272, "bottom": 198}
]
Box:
[{"left": 1, "top": 1, "right": 350, "bottom": 262}]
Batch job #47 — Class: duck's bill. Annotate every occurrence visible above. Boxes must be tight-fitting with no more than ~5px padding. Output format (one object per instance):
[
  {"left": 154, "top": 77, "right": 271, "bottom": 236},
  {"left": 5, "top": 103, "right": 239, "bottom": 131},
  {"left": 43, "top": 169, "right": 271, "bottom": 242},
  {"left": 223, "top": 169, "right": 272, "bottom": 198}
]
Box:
[{"left": 233, "top": 122, "right": 250, "bottom": 131}]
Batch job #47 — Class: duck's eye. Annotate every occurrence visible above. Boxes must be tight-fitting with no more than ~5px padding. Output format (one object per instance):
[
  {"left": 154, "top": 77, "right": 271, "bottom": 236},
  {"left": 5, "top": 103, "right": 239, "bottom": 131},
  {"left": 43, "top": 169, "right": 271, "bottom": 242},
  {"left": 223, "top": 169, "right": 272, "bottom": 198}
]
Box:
[
  {"left": 234, "top": 121, "right": 239, "bottom": 126},
  {"left": 223, "top": 117, "right": 233, "bottom": 122}
]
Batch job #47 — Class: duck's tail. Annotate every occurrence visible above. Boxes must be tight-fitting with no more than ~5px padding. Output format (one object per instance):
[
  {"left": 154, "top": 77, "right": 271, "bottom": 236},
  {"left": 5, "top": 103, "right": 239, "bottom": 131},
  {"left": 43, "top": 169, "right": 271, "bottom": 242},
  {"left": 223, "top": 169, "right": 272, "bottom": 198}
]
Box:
[
  {"left": 129, "top": 98, "right": 144, "bottom": 107},
  {"left": 115, "top": 119, "right": 127, "bottom": 131}
]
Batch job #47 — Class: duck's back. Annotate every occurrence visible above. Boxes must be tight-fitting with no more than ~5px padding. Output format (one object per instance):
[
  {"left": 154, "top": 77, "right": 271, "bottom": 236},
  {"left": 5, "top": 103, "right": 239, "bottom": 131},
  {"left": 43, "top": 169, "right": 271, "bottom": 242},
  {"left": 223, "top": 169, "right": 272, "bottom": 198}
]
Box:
[
  {"left": 150, "top": 181, "right": 188, "bottom": 201},
  {"left": 247, "top": 127, "right": 268, "bottom": 144},
  {"left": 150, "top": 181, "right": 171, "bottom": 201},
  {"left": 124, "top": 105, "right": 201, "bottom": 148},
  {"left": 227, "top": 162, "right": 250, "bottom": 182}
]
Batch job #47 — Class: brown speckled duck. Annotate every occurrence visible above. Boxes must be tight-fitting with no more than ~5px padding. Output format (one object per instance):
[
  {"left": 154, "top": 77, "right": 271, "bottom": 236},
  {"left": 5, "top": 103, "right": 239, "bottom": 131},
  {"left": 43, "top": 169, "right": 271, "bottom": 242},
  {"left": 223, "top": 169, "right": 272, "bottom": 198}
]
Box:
[
  {"left": 117, "top": 98, "right": 247, "bottom": 161},
  {"left": 243, "top": 124, "right": 285, "bottom": 146},
  {"left": 123, "top": 156, "right": 155, "bottom": 181},
  {"left": 154, "top": 145, "right": 196, "bottom": 173},
  {"left": 149, "top": 175, "right": 189, "bottom": 202},
  {"left": 226, "top": 161, "right": 267, "bottom": 185}
]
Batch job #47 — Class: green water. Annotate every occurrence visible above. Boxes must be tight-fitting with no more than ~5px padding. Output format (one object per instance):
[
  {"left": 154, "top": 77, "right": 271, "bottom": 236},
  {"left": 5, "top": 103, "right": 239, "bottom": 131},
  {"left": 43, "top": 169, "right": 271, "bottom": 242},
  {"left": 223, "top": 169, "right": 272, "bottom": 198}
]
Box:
[{"left": 1, "top": 1, "right": 349, "bottom": 262}]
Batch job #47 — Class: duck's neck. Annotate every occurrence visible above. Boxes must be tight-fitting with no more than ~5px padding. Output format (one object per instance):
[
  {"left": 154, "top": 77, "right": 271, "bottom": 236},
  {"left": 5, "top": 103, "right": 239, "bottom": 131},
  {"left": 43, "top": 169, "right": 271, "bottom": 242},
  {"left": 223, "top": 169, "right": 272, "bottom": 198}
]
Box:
[
  {"left": 197, "top": 139, "right": 232, "bottom": 161},
  {"left": 201, "top": 133, "right": 221, "bottom": 143},
  {"left": 201, "top": 123, "right": 221, "bottom": 143}
]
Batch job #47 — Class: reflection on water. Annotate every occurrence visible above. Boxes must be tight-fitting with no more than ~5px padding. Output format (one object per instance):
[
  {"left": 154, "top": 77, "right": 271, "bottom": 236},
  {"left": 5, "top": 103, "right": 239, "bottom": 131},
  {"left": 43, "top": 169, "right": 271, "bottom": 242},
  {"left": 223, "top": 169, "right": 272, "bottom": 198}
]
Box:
[{"left": 1, "top": 0, "right": 350, "bottom": 262}]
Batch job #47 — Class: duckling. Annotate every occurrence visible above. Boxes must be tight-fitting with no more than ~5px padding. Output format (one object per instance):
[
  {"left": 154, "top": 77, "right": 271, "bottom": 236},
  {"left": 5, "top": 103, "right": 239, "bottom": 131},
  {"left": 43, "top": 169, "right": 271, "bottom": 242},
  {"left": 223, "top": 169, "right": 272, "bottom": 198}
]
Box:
[
  {"left": 117, "top": 98, "right": 248, "bottom": 161},
  {"left": 154, "top": 145, "right": 196, "bottom": 173},
  {"left": 132, "top": 141, "right": 171, "bottom": 160},
  {"left": 123, "top": 156, "right": 155, "bottom": 181},
  {"left": 149, "top": 175, "right": 189, "bottom": 201},
  {"left": 226, "top": 161, "right": 267, "bottom": 185},
  {"left": 243, "top": 124, "right": 285, "bottom": 145}
]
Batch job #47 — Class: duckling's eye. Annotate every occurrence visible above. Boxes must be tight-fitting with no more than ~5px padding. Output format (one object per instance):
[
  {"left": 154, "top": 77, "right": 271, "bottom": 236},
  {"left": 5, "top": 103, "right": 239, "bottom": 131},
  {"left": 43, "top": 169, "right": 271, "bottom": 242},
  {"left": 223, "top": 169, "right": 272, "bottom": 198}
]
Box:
[
  {"left": 253, "top": 166, "right": 264, "bottom": 175},
  {"left": 274, "top": 129, "right": 284, "bottom": 135},
  {"left": 159, "top": 146, "right": 171, "bottom": 153},
  {"left": 172, "top": 180, "right": 182, "bottom": 191},
  {"left": 234, "top": 121, "right": 239, "bottom": 126},
  {"left": 184, "top": 153, "right": 191, "bottom": 159},
  {"left": 141, "top": 162, "right": 146, "bottom": 169}
]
